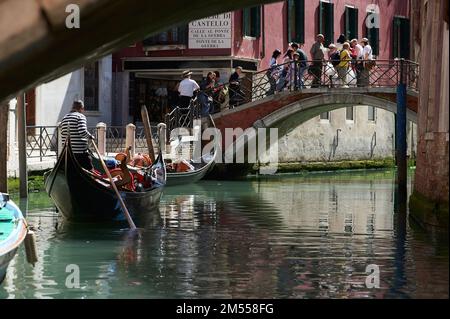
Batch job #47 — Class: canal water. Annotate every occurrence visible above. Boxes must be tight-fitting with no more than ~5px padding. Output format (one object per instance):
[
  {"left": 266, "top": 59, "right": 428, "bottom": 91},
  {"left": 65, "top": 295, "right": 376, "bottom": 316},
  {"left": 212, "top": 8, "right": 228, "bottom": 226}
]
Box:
[{"left": 1, "top": 169, "right": 448, "bottom": 299}]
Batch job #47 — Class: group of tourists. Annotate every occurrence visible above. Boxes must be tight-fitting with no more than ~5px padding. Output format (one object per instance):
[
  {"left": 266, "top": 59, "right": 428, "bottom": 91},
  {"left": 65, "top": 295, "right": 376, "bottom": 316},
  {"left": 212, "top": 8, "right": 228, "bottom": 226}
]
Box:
[
  {"left": 173, "top": 34, "right": 375, "bottom": 115},
  {"left": 176, "top": 67, "right": 245, "bottom": 116},
  {"left": 268, "top": 34, "right": 375, "bottom": 91}
]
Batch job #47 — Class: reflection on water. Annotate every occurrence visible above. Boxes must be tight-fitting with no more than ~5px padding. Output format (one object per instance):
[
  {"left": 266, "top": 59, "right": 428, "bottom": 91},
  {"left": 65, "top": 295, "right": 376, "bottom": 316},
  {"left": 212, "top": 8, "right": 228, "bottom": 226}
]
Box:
[{"left": 1, "top": 170, "right": 448, "bottom": 299}]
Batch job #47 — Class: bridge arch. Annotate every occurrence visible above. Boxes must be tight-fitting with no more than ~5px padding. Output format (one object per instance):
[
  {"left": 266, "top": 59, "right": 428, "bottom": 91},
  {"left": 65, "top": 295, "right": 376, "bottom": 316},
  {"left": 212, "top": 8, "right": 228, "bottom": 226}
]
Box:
[
  {"left": 255, "top": 93, "right": 417, "bottom": 136},
  {"left": 225, "top": 92, "right": 417, "bottom": 161}
]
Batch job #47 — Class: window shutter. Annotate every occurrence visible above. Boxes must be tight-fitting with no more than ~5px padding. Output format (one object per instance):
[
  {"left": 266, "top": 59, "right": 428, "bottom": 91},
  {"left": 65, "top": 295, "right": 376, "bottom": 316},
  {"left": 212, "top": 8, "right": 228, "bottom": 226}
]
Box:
[
  {"left": 366, "top": 12, "right": 379, "bottom": 56},
  {"left": 345, "top": 7, "right": 350, "bottom": 40},
  {"left": 243, "top": 8, "right": 251, "bottom": 36},
  {"left": 400, "top": 18, "right": 410, "bottom": 58},
  {"left": 252, "top": 6, "right": 261, "bottom": 38},
  {"left": 393, "top": 17, "right": 400, "bottom": 58},
  {"left": 319, "top": 1, "right": 334, "bottom": 46},
  {"left": 296, "top": 0, "right": 305, "bottom": 43},
  {"left": 326, "top": 3, "right": 334, "bottom": 47},
  {"left": 319, "top": 1, "right": 324, "bottom": 35},
  {"left": 351, "top": 8, "right": 358, "bottom": 40},
  {"left": 288, "top": 0, "right": 294, "bottom": 42}
]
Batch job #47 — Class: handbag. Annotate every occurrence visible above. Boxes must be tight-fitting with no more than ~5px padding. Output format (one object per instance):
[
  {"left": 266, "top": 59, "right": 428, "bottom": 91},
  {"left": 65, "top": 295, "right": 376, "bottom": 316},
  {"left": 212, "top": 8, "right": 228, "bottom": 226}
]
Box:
[{"left": 365, "top": 60, "right": 376, "bottom": 70}]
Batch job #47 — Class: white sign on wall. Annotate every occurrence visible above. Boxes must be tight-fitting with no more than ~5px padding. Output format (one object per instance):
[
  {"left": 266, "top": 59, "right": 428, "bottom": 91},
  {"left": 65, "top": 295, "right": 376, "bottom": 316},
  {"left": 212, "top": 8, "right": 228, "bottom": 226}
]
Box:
[{"left": 188, "top": 13, "right": 232, "bottom": 49}]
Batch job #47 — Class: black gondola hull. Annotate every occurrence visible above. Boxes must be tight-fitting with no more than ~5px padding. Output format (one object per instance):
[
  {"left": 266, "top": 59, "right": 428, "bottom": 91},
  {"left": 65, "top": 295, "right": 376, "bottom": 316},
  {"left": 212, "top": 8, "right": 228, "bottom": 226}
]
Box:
[{"left": 45, "top": 143, "right": 165, "bottom": 222}]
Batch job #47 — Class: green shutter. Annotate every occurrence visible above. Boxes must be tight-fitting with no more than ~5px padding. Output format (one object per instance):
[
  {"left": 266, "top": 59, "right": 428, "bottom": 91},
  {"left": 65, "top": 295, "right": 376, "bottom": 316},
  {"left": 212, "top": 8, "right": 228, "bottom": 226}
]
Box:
[
  {"left": 319, "top": 1, "right": 334, "bottom": 46},
  {"left": 252, "top": 6, "right": 261, "bottom": 38},
  {"left": 319, "top": 1, "right": 324, "bottom": 35},
  {"left": 243, "top": 8, "right": 251, "bottom": 36},
  {"left": 367, "top": 12, "right": 379, "bottom": 56},
  {"left": 326, "top": 2, "right": 334, "bottom": 47},
  {"left": 345, "top": 7, "right": 358, "bottom": 41},
  {"left": 393, "top": 17, "right": 400, "bottom": 58},
  {"left": 351, "top": 8, "right": 358, "bottom": 40},
  {"left": 288, "top": 0, "right": 304, "bottom": 43},
  {"left": 400, "top": 18, "right": 410, "bottom": 58},
  {"left": 296, "top": 0, "right": 305, "bottom": 43},
  {"left": 288, "top": 0, "right": 294, "bottom": 42},
  {"left": 345, "top": 7, "right": 350, "bottom": 40}
]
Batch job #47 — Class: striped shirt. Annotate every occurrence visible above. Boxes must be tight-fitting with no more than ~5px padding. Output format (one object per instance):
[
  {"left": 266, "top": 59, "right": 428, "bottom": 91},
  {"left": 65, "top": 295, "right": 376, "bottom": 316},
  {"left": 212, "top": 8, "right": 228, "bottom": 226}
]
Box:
[{"left": 60, "top": 111, "right": 93, "bottom": 153}]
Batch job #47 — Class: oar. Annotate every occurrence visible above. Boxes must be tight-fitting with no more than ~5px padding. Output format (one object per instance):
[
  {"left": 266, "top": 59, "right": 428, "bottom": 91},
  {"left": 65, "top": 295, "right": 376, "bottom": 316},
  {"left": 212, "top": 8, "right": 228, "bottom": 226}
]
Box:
[
  {"left": 141, "top": 105, "right": 156, "bottom": 163},
  {"left": 91, "top": 139, "right": 137, "bottom": 230}
]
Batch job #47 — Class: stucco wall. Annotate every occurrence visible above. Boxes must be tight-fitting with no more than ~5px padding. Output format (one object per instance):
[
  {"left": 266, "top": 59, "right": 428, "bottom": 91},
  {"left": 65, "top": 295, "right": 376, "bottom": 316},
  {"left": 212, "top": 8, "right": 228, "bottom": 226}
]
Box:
[
  {"left": 266, "top": 106, "right": 416, "bottom": 163},
  {"left": 35, "top": 55, "right": 113, "bottom": 127}
]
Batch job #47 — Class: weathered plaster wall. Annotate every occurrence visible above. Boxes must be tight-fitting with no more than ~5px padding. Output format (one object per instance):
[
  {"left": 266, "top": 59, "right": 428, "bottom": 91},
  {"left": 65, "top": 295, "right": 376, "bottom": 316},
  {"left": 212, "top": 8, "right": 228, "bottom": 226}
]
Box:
[{"left": 264, "top": 107, "right": 416, "bottom": 163}]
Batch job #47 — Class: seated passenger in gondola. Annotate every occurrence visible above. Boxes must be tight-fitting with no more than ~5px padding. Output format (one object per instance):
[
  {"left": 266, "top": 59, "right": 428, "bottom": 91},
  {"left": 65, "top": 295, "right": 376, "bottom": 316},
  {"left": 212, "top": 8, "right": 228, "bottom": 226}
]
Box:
[{"left": 60, "top": 100, "right": 95, "bottom": 170}]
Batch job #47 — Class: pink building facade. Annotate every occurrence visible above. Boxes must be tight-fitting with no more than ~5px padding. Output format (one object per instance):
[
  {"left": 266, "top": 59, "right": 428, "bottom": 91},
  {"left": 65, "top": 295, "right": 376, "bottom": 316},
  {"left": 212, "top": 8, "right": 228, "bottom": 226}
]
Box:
[{"left": 112, "top": 0, "right": 411, "bottom": 125}]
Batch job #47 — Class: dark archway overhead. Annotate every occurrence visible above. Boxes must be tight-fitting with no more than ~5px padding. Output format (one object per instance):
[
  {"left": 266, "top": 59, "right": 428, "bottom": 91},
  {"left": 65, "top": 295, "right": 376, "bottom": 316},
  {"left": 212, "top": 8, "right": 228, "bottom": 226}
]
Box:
[{"left": 0, "top": 0, "right": 278, "bottom": 102}]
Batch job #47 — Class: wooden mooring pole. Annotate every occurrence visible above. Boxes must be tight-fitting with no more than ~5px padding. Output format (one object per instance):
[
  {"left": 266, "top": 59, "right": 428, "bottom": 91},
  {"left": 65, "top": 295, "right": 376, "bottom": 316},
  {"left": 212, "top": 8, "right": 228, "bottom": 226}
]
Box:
[
  {"left": 17, "top": 93, "right": 28, "bottom": 198},
  {"left": 0, "top": 101, "right": 8, "bottom": 193},
  {"left": 396, "top": 59, "right": 407, "bottom": 195}
]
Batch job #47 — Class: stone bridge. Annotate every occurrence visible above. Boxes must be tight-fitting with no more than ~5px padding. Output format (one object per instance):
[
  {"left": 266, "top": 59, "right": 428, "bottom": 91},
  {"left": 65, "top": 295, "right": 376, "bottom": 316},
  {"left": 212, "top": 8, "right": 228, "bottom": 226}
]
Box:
[{"left": 210, "top": 59, "right": 419, "bottom": 151}]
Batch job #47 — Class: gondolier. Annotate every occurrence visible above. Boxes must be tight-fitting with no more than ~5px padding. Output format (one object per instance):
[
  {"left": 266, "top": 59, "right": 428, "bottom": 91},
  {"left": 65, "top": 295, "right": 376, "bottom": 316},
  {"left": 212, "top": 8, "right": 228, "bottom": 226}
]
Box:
[
  {"left": 177, "top": 70, "right": 200, "bottom": 108},
  {"left": 60, "top": 100, "right": 95, "bottom": 170}
]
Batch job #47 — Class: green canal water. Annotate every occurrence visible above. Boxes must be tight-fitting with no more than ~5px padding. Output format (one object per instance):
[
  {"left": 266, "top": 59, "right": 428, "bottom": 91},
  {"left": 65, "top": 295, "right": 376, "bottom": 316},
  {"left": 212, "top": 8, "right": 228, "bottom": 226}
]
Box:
[{"left": 1, "top": 169, "right": 448, "bottom": 299}]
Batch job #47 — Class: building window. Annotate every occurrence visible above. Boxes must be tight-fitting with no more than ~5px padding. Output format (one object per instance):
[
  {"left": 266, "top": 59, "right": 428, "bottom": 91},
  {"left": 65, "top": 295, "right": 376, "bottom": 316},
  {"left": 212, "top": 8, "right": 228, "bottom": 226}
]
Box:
[
  {"left": 346, "top": 107, "right": 354, "bottom": 121},
  {"left": 287, "top": 0, "right": 305, "bottom": 44},
  {"left": 320, "top": 112, "right": 330, "bottom": 121},
  {"left": 345, "top": 6, "right": 358, "bottom": 41},
  {"left": 142, "top": 26, "right": 188, "bottom": 46},
  {"left": 84, "top": 61, "right": 99, "bottom": 111},
  {"left": 393, "top": 17, "right": 410, "bottom": 59},
  {"left": 366, "top": 11, "right": 380, "bottom": 56},
  {"left": 243, "top": 6, "right": 261, "bottom": 38},
  {"left": 319, "top": 1, "right": 334, "bottom": 47},
  {"left": 368, "top": 106, "right": 376, "bottom": 122}
]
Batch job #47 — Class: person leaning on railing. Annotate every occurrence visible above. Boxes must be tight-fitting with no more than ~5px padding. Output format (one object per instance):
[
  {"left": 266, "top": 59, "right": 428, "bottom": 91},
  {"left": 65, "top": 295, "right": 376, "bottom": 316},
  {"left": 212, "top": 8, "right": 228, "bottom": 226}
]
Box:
[
  {"left": 309, "top": 34, "right": 326, "bottom": 88},
  {"left": 350, "top": 39, "right": 364, "bottom": 86},
  {"left": 266, "top": 49, "right": 282, "bottom": 96},
  {"left": 336, "top": 42, "right": 351, "bottom": 88},
  {"left": 360, "top": 38, "right": 374, "bottom": 87},
  {"left": 229, "top": 66, "right": 245, "bottom": 108},
  {"left": 198, "top": 72, "right": 215, "bottom": 116},
  {"left": 297, "top": 44, "right": 309, "bottom": 89}
]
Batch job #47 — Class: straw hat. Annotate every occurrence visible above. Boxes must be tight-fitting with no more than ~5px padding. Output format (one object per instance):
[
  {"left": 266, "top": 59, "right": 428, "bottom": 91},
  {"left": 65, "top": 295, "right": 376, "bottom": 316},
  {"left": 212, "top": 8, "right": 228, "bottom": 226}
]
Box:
[{"left": 182, "top": 70, "right": 192, "bottom": 78}]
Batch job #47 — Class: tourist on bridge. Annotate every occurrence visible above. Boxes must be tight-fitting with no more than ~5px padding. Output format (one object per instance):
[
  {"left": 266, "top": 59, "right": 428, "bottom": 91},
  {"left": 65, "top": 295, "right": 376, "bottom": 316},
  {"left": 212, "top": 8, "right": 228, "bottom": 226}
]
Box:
[
  {"left": 360, "top": 38, "right": 374, "bottom": 87},
  {"left": 290, "top": 42, "right": 299, "bottom": 52},
  {"left": 277, "top": 49, "right": 293, "bottom": 91},
  {"left": 326, "top": 43, "right": 339, "bottom": 87},
  {"left": 336, "top": 42, "right": 351, "bottom": 88},
  {"left": 178, "top": 70, "right": 200, "bottom": 108},
  {"left": 229, "top": 66, "right": 245, "bottom": 108},
  {"left": 350, "top": 39, "right": 364, "bottom": 86},
  {"left": 212, "top": 71, "right": 226, "bottom": 113},
  {"left": 267, "top": 49, "right": 282, "bottom": 96},
  {"left": 60, "top": 100, "right": 95, "bottom": 170},
  {"left": 310, "top": 34, "right": 326, "bottom": 88},
  {"left": 336, "top": 34, "right": 347, "bottom": 51},
  {"left": 198, "top": 72, "right": 215, "bottom": 116},
  {"left": 296, "top": 44, "right": 309, "bottom": 89}
]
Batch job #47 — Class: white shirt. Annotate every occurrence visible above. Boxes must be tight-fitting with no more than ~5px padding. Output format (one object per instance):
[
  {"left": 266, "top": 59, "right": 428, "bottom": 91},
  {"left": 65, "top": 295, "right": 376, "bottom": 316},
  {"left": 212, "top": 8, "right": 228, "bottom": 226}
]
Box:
[
  {"left": 355, "top": 44, "right": 364, "bottom": 59},
  {"left": 363, "top": 44, "right": 373, "bottom": 60},
  {"left": 178, "top": 78, "right": 200, "bottom": 97}
]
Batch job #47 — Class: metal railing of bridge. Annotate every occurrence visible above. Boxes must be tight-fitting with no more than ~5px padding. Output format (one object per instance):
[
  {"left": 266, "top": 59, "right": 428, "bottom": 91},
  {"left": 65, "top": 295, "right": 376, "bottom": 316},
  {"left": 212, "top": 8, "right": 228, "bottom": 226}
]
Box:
[
  {"left": 180, "top": 58, "right": 419, "bottom": 114},
  {"left": 164, "top": 100, "right": 201, "bottom": 141},
  {"left": 26, "top": 126, "right": 59, "bottom": 161},
  {"left": 26, "top": 125, "right": 160, "bottom": 162}
]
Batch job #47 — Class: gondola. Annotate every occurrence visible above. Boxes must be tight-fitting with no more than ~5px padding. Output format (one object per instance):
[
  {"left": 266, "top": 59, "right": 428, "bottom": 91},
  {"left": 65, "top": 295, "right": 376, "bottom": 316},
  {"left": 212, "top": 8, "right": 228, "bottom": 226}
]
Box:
[
  {"left": 165, "top": 115, "right": 218, "bottom": 186},
  {"left": 0, "top": 193, "right": 27, "bottom": 284},
  {"left": 44, "top": 139, "right": 166, "bottom": 222}
]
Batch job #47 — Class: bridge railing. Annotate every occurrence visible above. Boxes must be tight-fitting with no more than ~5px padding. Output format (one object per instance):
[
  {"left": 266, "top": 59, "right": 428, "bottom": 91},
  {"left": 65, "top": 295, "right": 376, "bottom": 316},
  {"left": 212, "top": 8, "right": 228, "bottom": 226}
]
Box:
[
  {"left": 197, "top": 58, "right": 419, "bottom": 113},
  {"left": 165, "top": 99, "right": 201, "bottom": 141}
]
